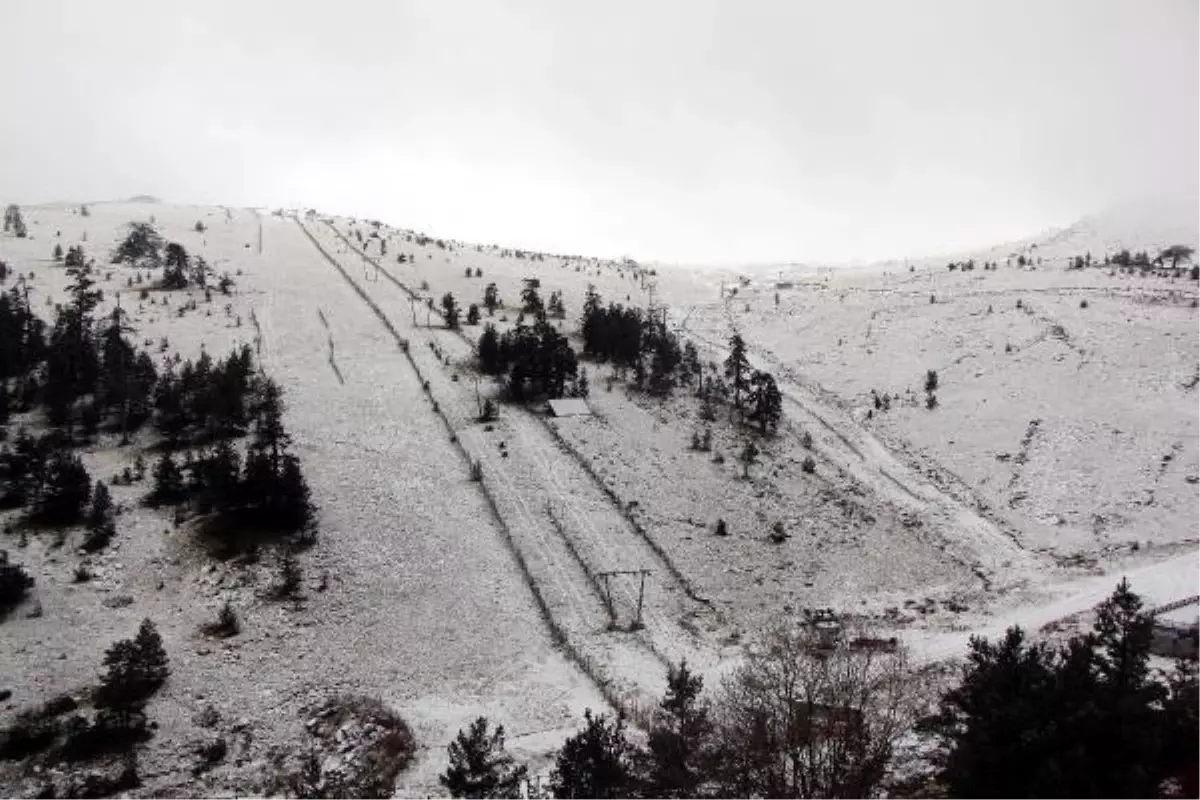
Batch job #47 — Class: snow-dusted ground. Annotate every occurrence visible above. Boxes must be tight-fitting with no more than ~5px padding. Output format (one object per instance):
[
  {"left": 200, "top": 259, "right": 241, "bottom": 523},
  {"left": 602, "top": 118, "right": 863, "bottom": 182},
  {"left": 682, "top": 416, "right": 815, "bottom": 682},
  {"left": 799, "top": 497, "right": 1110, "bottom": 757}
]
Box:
[
  {"left": 0, "top": 203, "right": 604, "bottom": 795},
  {"left": 0, "top": 199, "right": 1196, "bottom": 795}
]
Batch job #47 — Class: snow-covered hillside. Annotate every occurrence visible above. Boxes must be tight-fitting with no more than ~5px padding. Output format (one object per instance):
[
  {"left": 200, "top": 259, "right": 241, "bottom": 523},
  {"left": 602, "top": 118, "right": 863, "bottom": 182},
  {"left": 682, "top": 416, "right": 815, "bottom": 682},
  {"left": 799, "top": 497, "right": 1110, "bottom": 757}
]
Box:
[{"left": 0, "top": 198, "right": 1195, "bottom": 795}]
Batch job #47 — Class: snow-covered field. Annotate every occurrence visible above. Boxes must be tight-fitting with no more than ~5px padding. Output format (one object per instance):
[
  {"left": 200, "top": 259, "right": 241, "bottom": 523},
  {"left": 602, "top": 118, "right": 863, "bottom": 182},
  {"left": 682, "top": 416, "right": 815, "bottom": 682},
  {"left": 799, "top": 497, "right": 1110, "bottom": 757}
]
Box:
[{"left": 1, "top": 199, "right": 1196, "bottom": 794}]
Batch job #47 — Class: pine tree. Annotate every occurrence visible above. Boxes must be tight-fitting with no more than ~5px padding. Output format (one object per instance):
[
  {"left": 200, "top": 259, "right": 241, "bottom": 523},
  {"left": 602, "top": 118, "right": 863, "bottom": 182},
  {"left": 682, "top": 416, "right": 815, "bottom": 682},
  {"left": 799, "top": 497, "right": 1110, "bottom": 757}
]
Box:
[
  {"left": 149, "top": 452, "right": 186, "bottom": 506},
  {"left": 638, "top": 662, "right": 715, "bottom": 798},
  {"left": 924, "top": 581, "right": 1192, "bottom": 799},
  {"left": 199, "top": 439, "right": 240, "bottom": 514},
  {"left": 95, "top": 618, "right": 169, "bottom": 711},
  {"left": 466, "top": 303, "right": 481, "bottom": 326},
  {"left": 275, "top": 453, "right": 313, "bottom": 533},
  {"left": 550, "top": 710, "right": 635, "bottom": 799},
  {"left": 442, "top": 293, "right": 460, "bottom": 329},
  {"left": 724, "top": 334, "right": 750, "bottom": 411},
  {"left": 33, "top": 449, "right": 91, "bottom": 524},
  {"left": 478, "top": 324, "right": 501, "bottom": 375},
  {"left": 112, "top": 222, "right": 163, "bottom": 268},
  {"left": 83, "top": 480, "right": 116, "bottom": 552},
  {"left": 162, "top": 242, "right": 189, "bottom": 289},
  {"left": 64, "top": 245, "right": 85, "bottom": 268},
  {"left": 746, "top": 371, "right": 782, "bottom": 435},
  {"left": 53, "top": 243, "right": 64, "bottom": 262},
  {"left": 520, "top": 281, "right": 543, "bottom": 317},
  {"left": 441, "top": 717, "right": 528, "bottom": 798},
  {"left": 483, "top": 283, "right": 500, "bottom": 316}
]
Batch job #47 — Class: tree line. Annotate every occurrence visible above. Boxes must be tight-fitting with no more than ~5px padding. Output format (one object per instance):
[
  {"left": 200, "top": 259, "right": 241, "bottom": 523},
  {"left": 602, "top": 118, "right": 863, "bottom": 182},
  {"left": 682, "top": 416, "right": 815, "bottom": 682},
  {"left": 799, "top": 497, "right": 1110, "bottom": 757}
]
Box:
[
  {"left": 0, "top": 244, "right": 313, "bottom": 557},
  {"left": 438, "top": 582, "right": 1196, "bottom": 798}
]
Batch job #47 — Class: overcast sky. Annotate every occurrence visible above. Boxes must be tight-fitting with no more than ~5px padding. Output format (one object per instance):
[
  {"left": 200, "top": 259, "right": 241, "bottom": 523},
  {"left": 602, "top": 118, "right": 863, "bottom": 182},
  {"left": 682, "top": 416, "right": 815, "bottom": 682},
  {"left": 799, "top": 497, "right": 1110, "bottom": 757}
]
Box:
[{"left": 2, "top": 0, "right": 1195, "bottom": 263}]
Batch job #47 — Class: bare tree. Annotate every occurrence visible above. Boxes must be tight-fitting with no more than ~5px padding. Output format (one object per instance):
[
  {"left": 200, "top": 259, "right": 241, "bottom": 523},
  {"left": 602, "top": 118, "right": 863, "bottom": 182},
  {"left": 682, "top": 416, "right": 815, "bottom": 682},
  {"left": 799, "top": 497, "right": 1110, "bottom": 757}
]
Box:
[{"left": 711, "top": 622, "right": 922, "bottom": 798}]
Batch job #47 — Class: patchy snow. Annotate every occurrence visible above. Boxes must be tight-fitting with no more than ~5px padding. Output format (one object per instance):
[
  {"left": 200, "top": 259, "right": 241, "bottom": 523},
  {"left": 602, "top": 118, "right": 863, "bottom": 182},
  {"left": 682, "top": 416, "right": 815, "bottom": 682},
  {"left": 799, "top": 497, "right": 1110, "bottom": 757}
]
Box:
[{"left": 0, "top": 198, "right": 1196, "bottom": 794}]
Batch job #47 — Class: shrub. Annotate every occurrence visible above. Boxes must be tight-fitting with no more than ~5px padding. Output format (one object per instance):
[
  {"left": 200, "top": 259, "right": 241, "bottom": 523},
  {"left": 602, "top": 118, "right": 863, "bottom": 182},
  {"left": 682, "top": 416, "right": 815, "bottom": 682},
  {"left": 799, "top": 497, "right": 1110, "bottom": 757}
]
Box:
[
  {"left": 800, "top": 456, "right": 815, "bottom": 474},
  {"left": 0, "top": 550, "right": 35, "bottom": 614},
  {"left": 924, "top": 369, "right": 939, "bottom": 393},
  {"left": 202, "top": 601, "right": 240, "bottom": 638}
]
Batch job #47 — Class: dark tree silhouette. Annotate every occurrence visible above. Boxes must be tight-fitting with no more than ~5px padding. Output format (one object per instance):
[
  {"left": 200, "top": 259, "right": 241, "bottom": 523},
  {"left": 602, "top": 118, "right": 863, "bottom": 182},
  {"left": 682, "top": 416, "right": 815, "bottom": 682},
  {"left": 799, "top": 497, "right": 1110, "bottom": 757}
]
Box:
[
  {"left": 724, "top": 335, "right": 750, "bottom": 411},
  {"left": 0, "top": 550, "right": 35, "bottom": 614},
  {"left": 111, "top": 222, "right": 163, "bottom": 269},
  {"left": 483, "top": 283, "right": 500, "bottom": 316},
  {"left": 747, "top": 371, "right": 782, "bottom": 435},
  {"left": 637, "top": 661, "right": 716, "bottom": 798},
  {"left": 442, "top": 293, "right": 460, "bottom": 329},
  {"left": 95, "top": 619, "right": 169, "bottom": 712},
  {"left": 550, "top": 710, "right": 635, "bottom": 799},
  {"left": 440, "top": 717, "right": 528, "bottom": 798}
]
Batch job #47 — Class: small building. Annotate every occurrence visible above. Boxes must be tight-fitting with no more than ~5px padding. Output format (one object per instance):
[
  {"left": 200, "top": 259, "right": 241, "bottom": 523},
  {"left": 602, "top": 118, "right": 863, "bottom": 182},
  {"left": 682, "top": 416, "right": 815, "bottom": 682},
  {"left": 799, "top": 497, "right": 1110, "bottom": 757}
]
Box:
[
  {"left": 1151, "top": 599, "right": 1199, "bottom": 660},
  {"left": 547, "top": 398, "right": 591, "bottom": 418}
]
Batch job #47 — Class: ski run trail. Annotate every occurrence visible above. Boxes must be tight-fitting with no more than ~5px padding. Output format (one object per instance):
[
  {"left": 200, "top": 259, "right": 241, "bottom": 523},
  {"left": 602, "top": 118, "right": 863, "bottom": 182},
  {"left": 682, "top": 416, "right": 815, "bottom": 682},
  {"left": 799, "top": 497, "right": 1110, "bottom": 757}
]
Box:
[
  {"left": 265, "top": 211, "right": 1191, "bottom": 709},
  {"left": 287, "top": 215, "right": 726, "bottom": 721}
]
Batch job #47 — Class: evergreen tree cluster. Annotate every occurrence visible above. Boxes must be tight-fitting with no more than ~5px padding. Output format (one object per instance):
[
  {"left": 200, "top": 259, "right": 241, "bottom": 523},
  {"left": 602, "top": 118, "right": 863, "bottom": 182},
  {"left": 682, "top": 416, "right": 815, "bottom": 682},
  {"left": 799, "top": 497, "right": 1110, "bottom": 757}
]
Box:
[
  {"left": 111, "top": 224, "right": 220, "bottom": 291},
  {"left": 0, "top": 429, "right": 91, "bottom": 526},
  {"left": 1110, "top": 248, "right": 1152, "bottom": 268},
  {"left": 94, "top": 618, "right": 169, "bottom": 712},
  {"left": 720, "top": 334, "right": 781, "bottom": 434},
  {"left": 63, "top": 245, "right": 86, "bottom": 269},
  {"left": 578, "top": 285, "right": 694, "bottom": 397},
  {"left": 111, "top": 222, "right": 164, "bottom": 269},
  {"left": 440, "top": 582, "right": 1196, "bottom": 799},
  {"left": 152, "top": 345, "right": 257, "bottom": 445},
  {"left": 478, "top": 318, "right": 578, "bottom": 402},
  {"left": 0, "top": 258, "right": 313, "bottom": 544},
  {"left": 148, "top": 376, "right": 314, "bottom": 538},
  {"left": 0, "top": 284, "right": 47, "bottom": 387},
  {"left": 921, "top": 579, "right": 1199, "bottom": 798},
  {"left": 12, "top": 263, "right": 162, "bottom": 439}
]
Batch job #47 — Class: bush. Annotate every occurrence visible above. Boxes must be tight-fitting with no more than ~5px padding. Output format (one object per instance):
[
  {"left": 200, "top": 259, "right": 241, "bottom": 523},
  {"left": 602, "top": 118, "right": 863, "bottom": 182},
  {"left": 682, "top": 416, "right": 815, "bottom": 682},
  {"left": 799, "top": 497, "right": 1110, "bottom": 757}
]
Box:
[
  {"left": 201, "top": 601, "right": 240, "bottom": 638},
  {"left": 0, "top": 550, "right": 35, "bottom": 614},
  {"left": 800, "top": 456, "right": 815, "bottom": 474}
]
